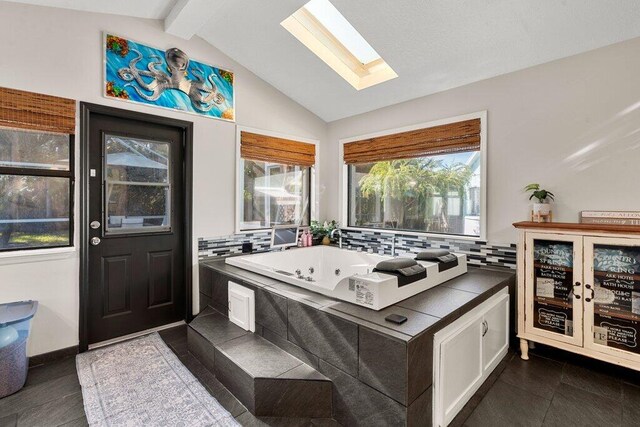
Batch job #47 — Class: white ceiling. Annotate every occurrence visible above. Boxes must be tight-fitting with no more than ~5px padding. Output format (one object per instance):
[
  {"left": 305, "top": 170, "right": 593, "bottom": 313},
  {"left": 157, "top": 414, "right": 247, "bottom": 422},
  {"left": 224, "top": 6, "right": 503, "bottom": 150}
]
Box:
[
  {"left": 4, "top": 0, "right": 177, "bottom": 19},
  {"left": 7, "top": 0, "right": 640, "bottom": 122}
]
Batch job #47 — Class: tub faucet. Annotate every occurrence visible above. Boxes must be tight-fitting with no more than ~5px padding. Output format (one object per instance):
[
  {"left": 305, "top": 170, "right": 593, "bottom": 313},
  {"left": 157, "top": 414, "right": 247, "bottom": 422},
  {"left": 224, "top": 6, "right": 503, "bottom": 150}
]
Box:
[{"left": 330, "top": 228, "right": 343, "bottom": 249}]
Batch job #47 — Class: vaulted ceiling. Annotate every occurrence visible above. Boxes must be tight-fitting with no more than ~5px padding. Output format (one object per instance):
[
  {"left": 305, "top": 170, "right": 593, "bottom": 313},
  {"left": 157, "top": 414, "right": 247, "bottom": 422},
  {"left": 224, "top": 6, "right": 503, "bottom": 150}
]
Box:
[{"left": 6, "top": 0, "right": 640, "bottom": 122}]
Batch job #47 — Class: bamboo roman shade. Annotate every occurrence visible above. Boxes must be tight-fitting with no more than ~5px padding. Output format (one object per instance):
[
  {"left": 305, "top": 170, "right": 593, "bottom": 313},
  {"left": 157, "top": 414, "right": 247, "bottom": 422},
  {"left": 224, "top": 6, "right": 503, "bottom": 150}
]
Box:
[
  {"left": 343, "top": 118, "right": 481, "bottom": 164},
  {"left": 241, "top": 131, "right": 316, "bottom": 167},
  {"left": 0, "top": 87, "right": 76, "bottom": 134}
]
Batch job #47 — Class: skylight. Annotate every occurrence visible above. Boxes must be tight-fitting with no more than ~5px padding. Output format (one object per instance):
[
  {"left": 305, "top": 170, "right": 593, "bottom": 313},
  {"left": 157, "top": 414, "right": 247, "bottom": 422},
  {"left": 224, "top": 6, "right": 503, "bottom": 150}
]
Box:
[
  {"left": 303, "top": 0, "right": 380, "bottom": 65},
  {"left": 281, "top": 0, "right": 397, "bottom": 90}
]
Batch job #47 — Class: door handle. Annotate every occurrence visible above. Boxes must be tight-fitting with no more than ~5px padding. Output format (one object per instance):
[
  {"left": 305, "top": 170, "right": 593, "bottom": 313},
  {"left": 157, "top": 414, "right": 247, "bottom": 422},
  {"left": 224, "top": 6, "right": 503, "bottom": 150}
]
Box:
[
  {"left": 90, "top": 237, "right": 101, "bottom": 246},
  {"left": 574, "top": 282, "right": 581, "bottom": 299},
  {"left": 585, "top": 284, "right": 594, "bottom": 302},
  {"left": 482, "top": 320, "right": 488, "bottom": 337}
]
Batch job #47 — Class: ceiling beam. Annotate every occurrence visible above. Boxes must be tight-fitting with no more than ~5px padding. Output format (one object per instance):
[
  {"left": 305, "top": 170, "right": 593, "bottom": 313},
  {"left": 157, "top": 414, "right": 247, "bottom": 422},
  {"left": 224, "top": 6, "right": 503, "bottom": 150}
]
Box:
[{"left": 164, "top": 0, "right": 218, "bottom": 40}]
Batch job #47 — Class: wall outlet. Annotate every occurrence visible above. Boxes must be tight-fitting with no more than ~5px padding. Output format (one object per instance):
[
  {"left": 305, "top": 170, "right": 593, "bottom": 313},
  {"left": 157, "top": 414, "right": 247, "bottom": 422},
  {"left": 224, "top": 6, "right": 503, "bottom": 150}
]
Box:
[{"left": 242, "top": 242, "right": 253, "bottom": 253}]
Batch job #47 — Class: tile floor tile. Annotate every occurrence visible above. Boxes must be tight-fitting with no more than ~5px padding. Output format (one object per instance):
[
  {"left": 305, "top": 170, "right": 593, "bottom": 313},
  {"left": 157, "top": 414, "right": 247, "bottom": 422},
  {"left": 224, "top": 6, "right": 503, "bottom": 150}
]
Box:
[
  {"left": 464, "top": 380, "right": 551, "bottom": 427},
  {"left": 561, "top": 363, "right": 622, "bottom": 401},
  {"left": 542, "top": 382, "right": 622, "bottom": 427},
  {"left": 499, "top": 354, "right": 563, "bottom": 400}
]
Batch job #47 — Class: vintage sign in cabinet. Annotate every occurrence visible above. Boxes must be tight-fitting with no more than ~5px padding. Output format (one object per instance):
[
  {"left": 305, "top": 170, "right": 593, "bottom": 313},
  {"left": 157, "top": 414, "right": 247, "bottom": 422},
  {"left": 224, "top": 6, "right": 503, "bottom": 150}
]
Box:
[{"left": 514, "top": 222, "right": 640, "bottom": 370}]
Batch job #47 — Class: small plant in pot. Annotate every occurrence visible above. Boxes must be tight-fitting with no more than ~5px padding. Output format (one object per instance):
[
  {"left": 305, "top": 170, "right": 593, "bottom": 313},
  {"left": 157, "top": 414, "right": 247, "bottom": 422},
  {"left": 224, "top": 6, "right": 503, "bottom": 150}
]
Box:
[
  {"left": 310, "top": 220, "right": 338, "bottom": 245},
  {"left": 525, "top": 183, "right": 555, "bottom": 221}
]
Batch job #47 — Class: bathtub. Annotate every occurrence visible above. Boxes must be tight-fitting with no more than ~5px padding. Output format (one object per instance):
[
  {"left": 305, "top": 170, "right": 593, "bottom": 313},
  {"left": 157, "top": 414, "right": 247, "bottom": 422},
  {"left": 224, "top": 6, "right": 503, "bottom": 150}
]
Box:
[{"left": 225, "top": 246, "right": 467, "bottom": 310}]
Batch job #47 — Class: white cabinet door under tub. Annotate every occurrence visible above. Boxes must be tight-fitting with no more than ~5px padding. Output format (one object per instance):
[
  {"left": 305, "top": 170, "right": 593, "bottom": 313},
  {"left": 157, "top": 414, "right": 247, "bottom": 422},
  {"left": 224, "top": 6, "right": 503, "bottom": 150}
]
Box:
[{"left": 433, "top": 288, "right": 509, "bottom": 427}]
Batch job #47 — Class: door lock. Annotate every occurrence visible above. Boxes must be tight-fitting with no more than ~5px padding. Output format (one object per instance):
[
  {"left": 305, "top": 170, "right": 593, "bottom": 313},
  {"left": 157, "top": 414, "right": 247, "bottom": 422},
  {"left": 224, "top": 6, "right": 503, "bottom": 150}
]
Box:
[
  {"left": 90, "top": 237, "right": 101, "bottom": 246},
  {"left": 90, "top": 221, "right": 101, "bottom": 230}
]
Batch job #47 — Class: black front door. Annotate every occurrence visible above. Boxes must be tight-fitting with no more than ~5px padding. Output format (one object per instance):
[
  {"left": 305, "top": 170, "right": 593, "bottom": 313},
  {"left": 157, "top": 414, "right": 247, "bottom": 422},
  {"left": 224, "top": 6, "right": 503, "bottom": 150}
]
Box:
[{"left": 86, "top": 110, "right": 186, "bottom": 345}]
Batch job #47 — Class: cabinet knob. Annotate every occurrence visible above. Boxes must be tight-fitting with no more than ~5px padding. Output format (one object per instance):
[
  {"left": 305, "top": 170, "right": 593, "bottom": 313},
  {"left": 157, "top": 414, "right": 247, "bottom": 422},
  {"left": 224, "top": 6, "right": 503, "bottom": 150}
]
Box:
[
  {"left": 575, "top": 294, "right": 581, "bottom": 299},
  {"left": 574, "top": 282, "right": 581, "bottom": 288}
]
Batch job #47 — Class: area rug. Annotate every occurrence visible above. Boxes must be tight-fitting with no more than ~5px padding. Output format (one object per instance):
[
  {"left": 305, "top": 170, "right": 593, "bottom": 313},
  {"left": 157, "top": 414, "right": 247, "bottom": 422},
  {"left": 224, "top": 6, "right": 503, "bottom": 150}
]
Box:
[{"left": 76, "top": 332, "right": 239, "bottom": 426}]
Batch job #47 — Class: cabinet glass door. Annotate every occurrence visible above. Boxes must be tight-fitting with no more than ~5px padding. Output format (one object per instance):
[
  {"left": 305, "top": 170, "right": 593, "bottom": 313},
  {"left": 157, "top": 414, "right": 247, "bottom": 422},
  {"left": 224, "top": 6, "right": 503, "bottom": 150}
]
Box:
[
  {"left": 584, "top": 237, "right": 640, "bottom": 362},
  {"left": 525, "top": 233, "right": 583, "bottom": 346}
]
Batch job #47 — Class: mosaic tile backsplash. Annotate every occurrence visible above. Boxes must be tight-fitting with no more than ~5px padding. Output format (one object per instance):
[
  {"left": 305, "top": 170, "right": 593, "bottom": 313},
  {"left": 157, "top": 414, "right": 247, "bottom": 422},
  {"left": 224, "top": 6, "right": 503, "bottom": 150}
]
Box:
[{"left": 198, "top": 229, "right": 516, "bottom": 269}]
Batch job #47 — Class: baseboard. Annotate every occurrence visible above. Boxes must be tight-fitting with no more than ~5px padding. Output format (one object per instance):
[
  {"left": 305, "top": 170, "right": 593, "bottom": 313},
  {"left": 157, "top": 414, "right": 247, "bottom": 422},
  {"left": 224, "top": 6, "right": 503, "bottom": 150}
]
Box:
[{"left": 29, "top": 345, "right": 79, "bottom": 367}]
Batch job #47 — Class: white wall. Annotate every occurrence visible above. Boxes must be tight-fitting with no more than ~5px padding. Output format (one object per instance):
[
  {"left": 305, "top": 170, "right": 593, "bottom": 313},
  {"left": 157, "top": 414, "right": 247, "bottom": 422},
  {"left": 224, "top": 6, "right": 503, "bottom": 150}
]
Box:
[
  {"left": 322, "top": 36, "right": 640, "bottom": 244},
  {"left": 0, "top": 2, "right": 326, "bottom": 356},
  {"left": 3, "top": 2, "right": 640, "bottom": 357}
]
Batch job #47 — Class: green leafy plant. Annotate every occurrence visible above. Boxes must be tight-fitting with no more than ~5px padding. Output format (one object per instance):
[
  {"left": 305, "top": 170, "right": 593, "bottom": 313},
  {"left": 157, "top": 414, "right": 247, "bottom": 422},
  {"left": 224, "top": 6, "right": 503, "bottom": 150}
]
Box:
[
  {"left": 358, "top": 159, "right": 472, "bottom": 231},
  {"left": 309, "top": 220, "right": 338, "bottom": 238},
  {"left": 525, "top": 183, "right": 555, "bottom": 203}
]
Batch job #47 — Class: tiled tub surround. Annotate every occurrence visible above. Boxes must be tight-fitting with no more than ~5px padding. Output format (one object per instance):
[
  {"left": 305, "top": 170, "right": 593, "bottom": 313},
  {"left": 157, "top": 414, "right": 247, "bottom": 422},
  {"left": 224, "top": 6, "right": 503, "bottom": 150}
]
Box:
[
  {"left": 198, "top": 229, "right": 516, "bottom": 269},
  {"left": 198, "top": 231, "right": 273, "bottom": 258},
  {"left": 197, "top": 259, "right": 516, "bottom": 426}
]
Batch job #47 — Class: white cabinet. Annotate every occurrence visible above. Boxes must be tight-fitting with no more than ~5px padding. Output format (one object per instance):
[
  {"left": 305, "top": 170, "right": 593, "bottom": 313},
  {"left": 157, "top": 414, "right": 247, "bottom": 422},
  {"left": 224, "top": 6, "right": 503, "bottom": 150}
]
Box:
[
  {"left": 522, "top": 232, "right": 584, "bottom": 348},
  {"left": 583, "top": 236, "right": 640, "bottom": 364},
  {"left": 483, "top": 294, "right": 510, "bottom": 371},
  {"left": 433, "top": 288, "right": 509, "bottom": 427},
  {"left": 516, "top": 222, "right": 640, "bottom": 372}
]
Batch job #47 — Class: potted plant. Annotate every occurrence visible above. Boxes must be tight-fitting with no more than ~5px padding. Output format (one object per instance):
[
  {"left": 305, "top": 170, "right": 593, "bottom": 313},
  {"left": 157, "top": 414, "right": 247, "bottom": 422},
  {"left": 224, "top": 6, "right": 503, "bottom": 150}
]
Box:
[
  {"left": 525, "top": 183, "right": 555, "bottom": 220},
  {"left": 310, "top": 220, "right": 338, "bottom": 245}
]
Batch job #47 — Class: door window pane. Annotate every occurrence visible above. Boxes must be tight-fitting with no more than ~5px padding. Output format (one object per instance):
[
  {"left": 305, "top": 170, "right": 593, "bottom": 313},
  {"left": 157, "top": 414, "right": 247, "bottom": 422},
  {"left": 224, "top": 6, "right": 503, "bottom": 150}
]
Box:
[
  {"left": 592, "top": 244, "right": 640, "bottom": 353},
  {"left": 106, "top": 184, "right": 170, "bottom": 231},
  {"left": 0, "top": 175, "right": 70, "bottom": 249},
  {"left": 348, "top": 151, "right": 481, "bottom": 237},
  {"left": 532, "top": 239, "right": 575, "bottom": 337},
  {"left": 105, "top": 135, "right": 169, "bottom": 183},
  {"left": 0, "top": 128, "right": 70, "bottom": 170},
  {"left": 240, "top": 159, "right": 310, "bottom": 230},
  {"left": 104, "top": 135, "right": 170, "bottom": 234}
]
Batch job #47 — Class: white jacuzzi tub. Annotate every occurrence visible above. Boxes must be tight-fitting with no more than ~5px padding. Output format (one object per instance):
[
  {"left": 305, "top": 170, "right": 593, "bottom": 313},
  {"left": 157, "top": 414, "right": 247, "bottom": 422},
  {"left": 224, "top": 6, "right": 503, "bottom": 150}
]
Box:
[{"left": 225, "top": 246, "right": 467, "bottom": 310}]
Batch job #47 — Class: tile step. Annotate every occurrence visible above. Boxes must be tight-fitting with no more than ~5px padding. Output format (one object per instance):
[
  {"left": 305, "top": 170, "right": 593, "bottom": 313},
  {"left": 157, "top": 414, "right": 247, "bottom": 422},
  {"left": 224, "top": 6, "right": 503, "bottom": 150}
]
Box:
[{"left": 188, "top": 307, "right": 333, "bottom": 418}]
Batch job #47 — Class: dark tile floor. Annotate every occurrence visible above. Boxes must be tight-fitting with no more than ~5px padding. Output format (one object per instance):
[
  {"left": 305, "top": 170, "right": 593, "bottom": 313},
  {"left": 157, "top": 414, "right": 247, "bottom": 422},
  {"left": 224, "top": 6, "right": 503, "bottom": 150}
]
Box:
[
  {"left": 451, "top": 345, "right": 640, "bottom": 427},
  {"left": 0, "top": 325, "right": 336, "bottom": 427},
  {"left": 3, "top": 327, "right": 640, "bottom": 427}
]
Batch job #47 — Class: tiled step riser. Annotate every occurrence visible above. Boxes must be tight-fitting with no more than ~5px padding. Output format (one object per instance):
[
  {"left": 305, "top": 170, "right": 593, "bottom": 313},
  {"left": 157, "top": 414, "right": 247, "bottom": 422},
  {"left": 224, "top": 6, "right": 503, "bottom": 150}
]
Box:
[
  {"left": 187, "top": 327, "right": 216, "bottom": 374},
  {"left": 186, "top": 310, "right": 332, "bottom": 419},
  {"left": 255, "top": 378, "right": 332, "bottom": 418},
  {"left": 213, "top": 346, "right": 332, "bottom": 417}
]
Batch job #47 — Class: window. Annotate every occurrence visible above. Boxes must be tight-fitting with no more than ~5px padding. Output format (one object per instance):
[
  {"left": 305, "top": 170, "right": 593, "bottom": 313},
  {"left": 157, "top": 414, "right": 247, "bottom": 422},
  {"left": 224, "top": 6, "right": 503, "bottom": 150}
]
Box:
[
  {"left": 303, "top": 0, "right": 381, "bottom": 65},
  {"left": 0, "top": 127, "right": 74, "bottom": 250},
  {"left": 240, "top": 160, "right": 310, "bottom": 230},
  {"left": 344, "top": 115, "right": 484, "bottom": 238},
  {"left": 237, "top": 130, "right": 315, "bottom": 231},
  {"left": 104, "top": 135, "right": 171, "bottom": 234},
  {"left": 281, "top": 0, "right": 397, "bottom": 90}
]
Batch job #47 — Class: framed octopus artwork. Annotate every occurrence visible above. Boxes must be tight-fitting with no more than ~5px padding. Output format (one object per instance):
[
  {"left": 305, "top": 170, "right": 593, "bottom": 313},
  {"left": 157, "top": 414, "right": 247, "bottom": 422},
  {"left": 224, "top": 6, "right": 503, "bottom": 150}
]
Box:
[{"left": 104, "top": 33, "right": 235, "bottom": 121}]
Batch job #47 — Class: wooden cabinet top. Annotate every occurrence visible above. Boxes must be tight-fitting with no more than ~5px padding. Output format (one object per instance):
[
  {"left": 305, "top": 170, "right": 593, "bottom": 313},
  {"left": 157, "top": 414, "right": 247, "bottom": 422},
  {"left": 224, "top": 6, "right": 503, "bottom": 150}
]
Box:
[{"left": 513, "top": 221, "right": 640, "bottom": 234}]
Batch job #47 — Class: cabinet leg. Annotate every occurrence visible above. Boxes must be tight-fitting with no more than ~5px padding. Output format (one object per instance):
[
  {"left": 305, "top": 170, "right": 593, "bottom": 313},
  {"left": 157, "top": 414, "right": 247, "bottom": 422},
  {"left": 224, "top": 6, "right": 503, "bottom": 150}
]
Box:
[
  {"left": 520, "top": 338, "right": 529, "bottom": 360},
  {"left": 529, "top": 341, "right": 536, "bottom": 350}
]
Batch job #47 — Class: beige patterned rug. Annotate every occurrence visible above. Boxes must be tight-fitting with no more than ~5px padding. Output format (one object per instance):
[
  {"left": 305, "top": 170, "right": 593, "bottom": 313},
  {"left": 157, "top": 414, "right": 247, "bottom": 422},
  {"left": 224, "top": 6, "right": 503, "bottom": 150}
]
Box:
[{"left": 76, "top": 332, "right": 239, "bottom": 426}]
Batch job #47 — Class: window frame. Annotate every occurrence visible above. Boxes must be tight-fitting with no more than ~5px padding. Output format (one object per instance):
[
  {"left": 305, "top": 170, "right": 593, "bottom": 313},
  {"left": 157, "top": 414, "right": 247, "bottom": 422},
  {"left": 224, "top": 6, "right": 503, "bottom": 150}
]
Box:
[
  {"left": 339, "top": 111, "right": 487, "bottom": 241},
  {"left": 235, "top": 126, "right": 319, "bottom": 234},
  {"left": 0, "top": 129, "right": 75, "bottom": 253}
]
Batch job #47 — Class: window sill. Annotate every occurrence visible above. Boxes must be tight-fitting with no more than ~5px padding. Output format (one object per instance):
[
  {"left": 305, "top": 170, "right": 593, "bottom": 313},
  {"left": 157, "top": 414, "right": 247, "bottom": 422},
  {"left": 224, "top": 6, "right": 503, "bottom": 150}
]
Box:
[
  {"left": 342, "top": 227, "right": 484, "bottom": 242},
  {"left": 0, "top": 246, "right": 77, "bottom": 265}
]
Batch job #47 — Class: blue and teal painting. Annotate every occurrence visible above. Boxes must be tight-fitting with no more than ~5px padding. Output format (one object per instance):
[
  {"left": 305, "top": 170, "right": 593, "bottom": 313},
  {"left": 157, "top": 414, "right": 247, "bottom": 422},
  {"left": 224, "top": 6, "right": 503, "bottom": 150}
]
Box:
[{"left": 104, "top": 34, "right": 235, "bottom": 121}]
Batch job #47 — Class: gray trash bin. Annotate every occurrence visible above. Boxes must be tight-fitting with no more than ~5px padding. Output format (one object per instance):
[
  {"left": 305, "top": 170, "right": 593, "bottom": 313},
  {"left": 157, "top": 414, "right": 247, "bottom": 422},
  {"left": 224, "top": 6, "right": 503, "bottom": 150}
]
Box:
[{"left": 0, "top": 300, "right": 38, "bottom": 398}]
